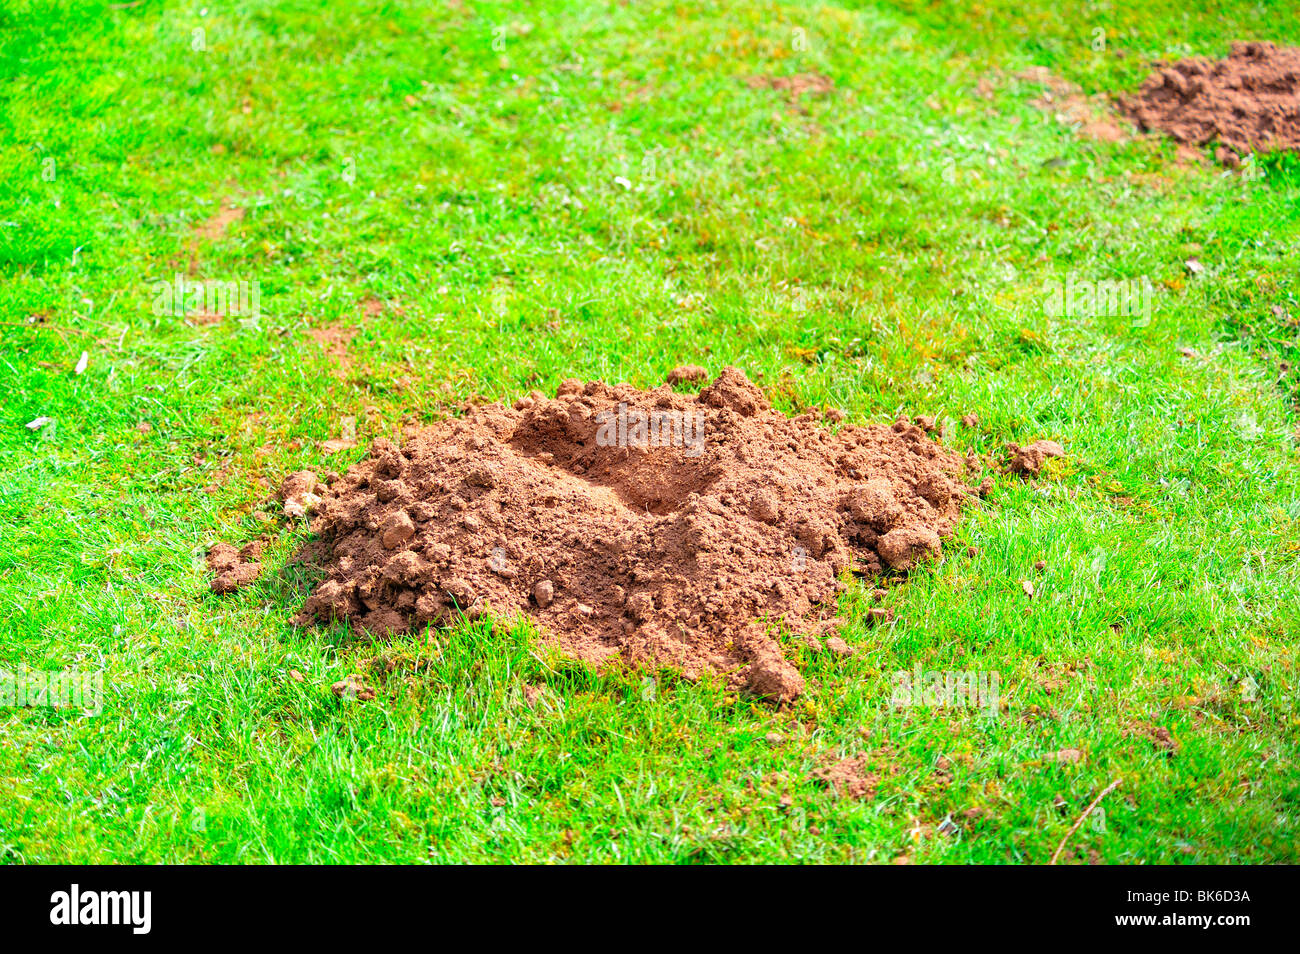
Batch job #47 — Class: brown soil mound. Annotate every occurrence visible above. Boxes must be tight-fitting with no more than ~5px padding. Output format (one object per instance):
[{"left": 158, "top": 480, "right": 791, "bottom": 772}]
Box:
[
  {"left": 293, "top": 368, "right": 976, "bottom": 701},
  {"left": 1123, "top": 42, "right": 1300, "bottom": 156}
]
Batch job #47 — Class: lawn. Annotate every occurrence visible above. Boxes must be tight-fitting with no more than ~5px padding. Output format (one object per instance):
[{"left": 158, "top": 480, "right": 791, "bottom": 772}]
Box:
[{"left": 1, "top": 0, "right": 1298, "bottom": 864}]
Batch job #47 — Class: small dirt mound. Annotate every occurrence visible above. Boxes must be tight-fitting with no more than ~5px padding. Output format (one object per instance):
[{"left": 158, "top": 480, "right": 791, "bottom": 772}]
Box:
[
  {"left": 1123, "top": 42, "right": 1300, "bottom": 157},
  {"left": 207, "top": 541, "right": 263, "bottom": 594},
  {"left": 292, "top": 368, "right": 976, "bottom": 700}
]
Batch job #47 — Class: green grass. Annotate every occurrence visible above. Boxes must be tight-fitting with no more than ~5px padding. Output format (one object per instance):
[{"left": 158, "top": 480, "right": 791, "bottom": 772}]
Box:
[{"left": 2, "top": 0, "right": 1298, "bottom": 864}]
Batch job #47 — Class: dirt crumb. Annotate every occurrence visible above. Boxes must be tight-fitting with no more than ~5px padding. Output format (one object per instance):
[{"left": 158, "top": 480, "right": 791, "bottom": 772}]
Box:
[
  {"left": 331, "top": 674, "right": 376, "bottom": 701},
  {"left": 745, "top": 73, "right": 834, "bottom": 101},
  {"left": 825, "top": 635, "right": 853, "bottom": 657},
  {"left": 1123, "top": 42, "right": 1300, "bottom": 158},
  {"left": 1046, "top": 747, "right": 1083, "bottom": 765},
  {"left": 290, "top": 368, "right": 974, "bottom": 700},
  {"left": 1127, "top": 722, "right": 1181, "bottom": 754},
  {"left": 811, "top": 755, "right": 879, "bottom": 799}
]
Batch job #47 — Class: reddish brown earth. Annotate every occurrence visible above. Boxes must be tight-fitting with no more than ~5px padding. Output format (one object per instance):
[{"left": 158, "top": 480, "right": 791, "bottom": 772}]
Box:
[
  {"left": 1123, "top": 42, "right": 1300, "bottom": 157},
  {"left": 1005, "top": 439, "right": 1065, "bottom": 477},
  {"left": 1018, "top": 68, "right": 1130, "bottom": 143},
  {"left": 744, "top": 73, "right": 834, "bottom": 100},
  {"left": 811, "top": 755, "right": 880, "bottom": 800},
  {"left": 288, "top": 368, "right": 979, "bottom": 701},
  {"left": 193, "top": 202, "right": 244, "bottom": 242},
  {"left": 207, "top": 541, "right": 263, "bottom": 594}
]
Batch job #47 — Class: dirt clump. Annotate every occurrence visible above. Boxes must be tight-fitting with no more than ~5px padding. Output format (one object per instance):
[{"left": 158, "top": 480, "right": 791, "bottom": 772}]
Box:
[
  {"left": 331, "top": 673, "right": 376, "bottom": 702},
  {"left": 207, "top": 541, "right": 262, "bottom": 594},
  {"left": 280, "top": 470, "right": 324, "bottom": 518},
  {"left": 1126, "top": 722, "right": 1180, "bottom": 754},
  {"left": 1123, "top": 42, "right": 1300, "bottom": 157},
  {"left": 292, "top": 367, "right": 975, "bottom": 701},
  {"left": 1006, "top": 439, "right": 1065, "bottom": 477}
]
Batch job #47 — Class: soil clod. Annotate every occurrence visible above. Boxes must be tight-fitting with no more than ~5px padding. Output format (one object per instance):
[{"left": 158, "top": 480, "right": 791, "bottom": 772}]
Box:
[
  {"left": 1006, "top": 439, "right": 1065, "bottom": 476},
  {"left": 206, "top": 542, "right": 262, "bottom": 594}
]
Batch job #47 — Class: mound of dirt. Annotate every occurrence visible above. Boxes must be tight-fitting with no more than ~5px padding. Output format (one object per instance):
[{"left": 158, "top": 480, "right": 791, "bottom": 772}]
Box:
[
  {"left": 1123, "top": 42, "right": 1300, "bottom": 156},
  {"left": 292, "top": 368, "right": 977, "bottom": 701}
]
